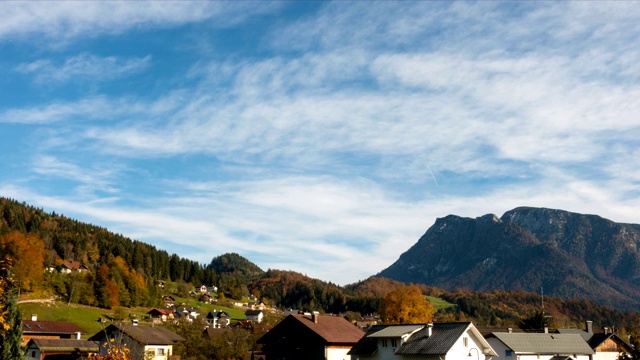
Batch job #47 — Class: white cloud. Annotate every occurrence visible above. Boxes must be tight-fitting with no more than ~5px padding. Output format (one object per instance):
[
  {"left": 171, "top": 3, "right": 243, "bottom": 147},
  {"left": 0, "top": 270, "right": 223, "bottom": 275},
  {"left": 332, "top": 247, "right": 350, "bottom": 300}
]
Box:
[
  {"left": 0, "top": 1, "right": 281, "bottom": 44},
  {"left": 15, "top": 53, "right": 151, "bottom": 84},
  {"left": 2, "top": 1, "right": 640, "bottom": 285}
]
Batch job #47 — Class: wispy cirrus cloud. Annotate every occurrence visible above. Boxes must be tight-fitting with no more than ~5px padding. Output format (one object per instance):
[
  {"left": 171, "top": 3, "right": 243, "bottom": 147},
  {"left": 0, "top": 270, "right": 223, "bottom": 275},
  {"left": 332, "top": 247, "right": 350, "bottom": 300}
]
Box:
[
  {"left": 0, "top": 1, "right": 282, "bottom": 44},
  {"left": 15, "top": 53, "right": 151, "bottom": 84},
  {"left": 2, "top": 2, "right": 640, "bottom": 284}
]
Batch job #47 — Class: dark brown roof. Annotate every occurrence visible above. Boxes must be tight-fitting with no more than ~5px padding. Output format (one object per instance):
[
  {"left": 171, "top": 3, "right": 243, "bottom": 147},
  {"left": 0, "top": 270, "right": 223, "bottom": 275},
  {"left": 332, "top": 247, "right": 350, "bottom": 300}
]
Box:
[
  {"left": 27, "top": 339, "right": 98, "bottom": 352},
  {"left": 147, "top": 308, "right": 172, "bottom": 316},
  {"left": 23, "top": 320, "right": 86, "bottom": 335},
  {"left": 290, "top": 314, "right": 364, "bottom": 344},
  {"left": 203, "top": 327, "right": 231, "bottom": 338},
  {"left": 91, "top": 324, "right": 185, "bottom": 345},
  {"left": 62, "top": 260, "right": 86, "bottom": 270}
]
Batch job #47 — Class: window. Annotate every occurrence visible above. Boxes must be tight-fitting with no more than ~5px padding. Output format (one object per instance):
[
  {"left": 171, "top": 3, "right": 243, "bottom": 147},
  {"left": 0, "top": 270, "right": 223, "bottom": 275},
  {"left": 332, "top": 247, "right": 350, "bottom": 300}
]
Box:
[
  {"left": 506, "top": 350, "right": 513, "bottom": 357},
  {"left": 463, "top": 337, "right": 468, "bottom": 347},
  {"left": 391, "top": 339, "right": 398, "bottom": 347},
  {"left": 157, "top": 348, "right": 165, "bottom": 355},
  {"left": 31, "top": 351, "right": 36, "bottom": 358},
  {"left": 381, "top": 339, "right": 388, "bottom": 347}
]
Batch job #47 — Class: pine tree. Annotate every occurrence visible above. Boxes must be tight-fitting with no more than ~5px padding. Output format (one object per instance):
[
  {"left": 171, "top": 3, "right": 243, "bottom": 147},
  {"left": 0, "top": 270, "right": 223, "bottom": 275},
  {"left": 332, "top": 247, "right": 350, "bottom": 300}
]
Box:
[{"left": 0, "top": 259, "right": 24, "bottom": 360}]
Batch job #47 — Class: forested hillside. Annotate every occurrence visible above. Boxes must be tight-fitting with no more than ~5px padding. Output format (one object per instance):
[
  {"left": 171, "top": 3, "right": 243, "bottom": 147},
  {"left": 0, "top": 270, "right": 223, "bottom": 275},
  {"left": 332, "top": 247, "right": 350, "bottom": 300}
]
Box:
[
  {"left": 1, "top": 197, "right": 639, "bottom": 334},
  {"left": 0, "top": 197, "right": 216, "bottom": 308}
]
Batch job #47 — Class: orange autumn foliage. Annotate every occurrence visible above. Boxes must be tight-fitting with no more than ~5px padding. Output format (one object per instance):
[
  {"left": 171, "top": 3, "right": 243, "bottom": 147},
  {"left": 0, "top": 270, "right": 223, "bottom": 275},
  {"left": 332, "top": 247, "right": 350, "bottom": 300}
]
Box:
[{"left": 1, "top": 230, "right": 45, "bottom": 291}]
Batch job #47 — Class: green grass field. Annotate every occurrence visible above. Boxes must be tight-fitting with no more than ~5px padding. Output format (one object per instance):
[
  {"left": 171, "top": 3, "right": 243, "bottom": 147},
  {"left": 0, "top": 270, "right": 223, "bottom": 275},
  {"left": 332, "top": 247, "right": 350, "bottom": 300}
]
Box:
[
  {"left": 18, "top": 302, "right": 120, "bottom": 337},
  {"left": 18, "top": 296, "right": 247, "bottom": 338},
  {"left": 426, "top": 296, "right": 456, "bottom": 311}
]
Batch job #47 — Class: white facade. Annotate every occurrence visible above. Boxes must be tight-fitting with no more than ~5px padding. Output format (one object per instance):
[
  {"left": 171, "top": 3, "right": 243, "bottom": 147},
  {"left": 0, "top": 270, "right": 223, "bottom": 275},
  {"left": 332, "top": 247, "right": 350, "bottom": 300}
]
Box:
[{"left": 326, "top": 346, "right": 354, "bottom": 360}]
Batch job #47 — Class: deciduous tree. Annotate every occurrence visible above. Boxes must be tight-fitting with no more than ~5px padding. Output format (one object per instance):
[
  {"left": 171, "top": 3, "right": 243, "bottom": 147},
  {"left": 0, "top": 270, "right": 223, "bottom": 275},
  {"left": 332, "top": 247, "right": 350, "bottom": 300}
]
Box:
[
  {"left": 379, "top": 285, "right": 435, "bottom": 324},
  {"left": 1, "top": 230, "right": 45, "bottom": 291}
]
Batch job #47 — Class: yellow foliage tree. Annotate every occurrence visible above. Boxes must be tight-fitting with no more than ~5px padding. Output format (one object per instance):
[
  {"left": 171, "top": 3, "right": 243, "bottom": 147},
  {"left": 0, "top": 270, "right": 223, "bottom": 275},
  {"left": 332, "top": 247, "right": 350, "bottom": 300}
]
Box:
[
  {"left": 379, "top": 285, "right": 435, "bottom": 324},
  {"left": 1, "top": 231, "right": 45, "bottom": 291}
]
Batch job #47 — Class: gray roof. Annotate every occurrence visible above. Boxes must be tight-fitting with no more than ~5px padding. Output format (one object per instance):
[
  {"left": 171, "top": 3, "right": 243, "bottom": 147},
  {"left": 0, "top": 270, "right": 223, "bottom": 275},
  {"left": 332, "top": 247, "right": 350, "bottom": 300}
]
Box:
[
  {"left": 28, "top": 339, "right": 98, "bottom": 352},
  {"left": 556, "top": 329, "right": 592, "bottom": 342},
  {"left": 350, "top": 322, "right": 484, "bottom": 356},
  {"left": 491, "top": 333, "right": 594, "bottom": 355},
  {"left": 367, "top": 324, "right": 423, "bottom": 338},
  {"left": 396, "top": 322, "right": 471, "bottom": 355}
]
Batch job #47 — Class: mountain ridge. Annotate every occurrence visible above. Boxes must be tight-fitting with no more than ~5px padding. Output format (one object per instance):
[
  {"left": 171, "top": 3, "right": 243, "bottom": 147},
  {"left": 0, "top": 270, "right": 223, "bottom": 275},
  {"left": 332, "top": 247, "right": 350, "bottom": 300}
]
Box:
[{"left": 377, "top": 207, "right": 640, "bottom": 311}]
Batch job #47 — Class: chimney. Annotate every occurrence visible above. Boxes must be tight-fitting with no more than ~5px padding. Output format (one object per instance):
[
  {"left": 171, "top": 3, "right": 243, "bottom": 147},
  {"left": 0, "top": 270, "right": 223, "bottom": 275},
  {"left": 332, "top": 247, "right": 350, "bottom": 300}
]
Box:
[
  {"left": 603, "top": 327, "right": 609, "bottom": 334},
  {"left": 426, "top": 323, "right": 433, "bottom": 337},
  {"left": 31, "top": 314, "right": 37, "bottom": 321},
  {"left": 544, "top": 327, "right": 548, "bottom": 334},
  {"left": 312, "top": 313, "right": 318, "bottom": 324},
  {"left": 586, "top": 321, "right": 593, "bottom": 334},
  {"left": 508, "top": 328, "right": 513, "bottom": 333},
  {"left": 76, "top": 332, "right": 81, "bottom": 340}
]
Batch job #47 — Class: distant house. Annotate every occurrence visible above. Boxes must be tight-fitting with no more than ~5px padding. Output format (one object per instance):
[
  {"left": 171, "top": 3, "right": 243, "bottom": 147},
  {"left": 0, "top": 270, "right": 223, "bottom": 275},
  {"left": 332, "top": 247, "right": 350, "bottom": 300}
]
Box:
[
  {"left": 89, "top": 324, "right": 184, "bottom": 360},
  {"left": 60, "top": 260, "right": 89, "bottom": 274},
  {"left": 556, "top": 321, "right": 633, "bottom": 360},
  {"left": 486, "top": 331, "right": 594, "bottom": 360},
  {"left": 208, "top": 286, "right": 218, "bottom": 293},
  {"left": 245, "top": 310, "right": 264, "bottom": 323},
  {"left": 258, "top": 314, "right": 364, "bottom": 360},
  {"left": 147, "top": 308, "right": 174, "bottom": 324},
  {"left": 22, "top": 315, "right": 87, "bottom": 346},
  {"left": 25, "top": 339, "right": 98, "bottom": 360},
  {"left": 201, "top": 293, "right": 215, "bottom": 304},
  {"left": 249, "top": 301, "right": 266, "bottom": 310},
  {"left": 206, "top": 311, "right": 231, "bottom": 328},
  {"left": 172, "top": 307, "right": 201, "bottom": 323},
  {"left": 163, "top": 296, "right": 176, "bottom": 307},
  {"left": 157, "top": 281, "right": 165, "bottom": 289},
  {"left": 349, "top": 322, "right": 497, "bottom": 360},
  {"left": 196, "top": 284, "right": 208, "bottom": 293}
]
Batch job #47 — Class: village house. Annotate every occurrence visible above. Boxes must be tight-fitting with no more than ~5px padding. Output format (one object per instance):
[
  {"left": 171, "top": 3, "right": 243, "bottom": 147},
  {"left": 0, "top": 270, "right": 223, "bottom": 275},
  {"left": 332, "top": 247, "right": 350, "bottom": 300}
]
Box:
[
  {"left": 24, "top": 338, "right": 98, "bottom": 360},
  {"left": 21, "top": 314, "right": 87, "bottom": 346},
  {"left": 258, "top": 313, "right": 365, "bottom": 360},
  {"left": 60, "top": 260, "right": 89, "bottom": 274},
  {"left": 147, "top": 308, "right": 174, "bottom": 324},
  {"left": 245, "top": 309, "right": 264, "bottom": 323},
  {"left": 486, "top": 331, "right": 594, "bottom": 360},
  {"left": 162, "top": 296, "right": 176, "bottom": 308},
  {"left": 89, "top": 324, "right": 184, "bottom": 360},
  {"left": 206, "top": 310, "right": 231, "bottom": 328},
  {"left": 556, "top": 321, "right": 634, "bottom": 360},
  {"left": 349, "top": 322, "right": 497, "bottom": 360}
]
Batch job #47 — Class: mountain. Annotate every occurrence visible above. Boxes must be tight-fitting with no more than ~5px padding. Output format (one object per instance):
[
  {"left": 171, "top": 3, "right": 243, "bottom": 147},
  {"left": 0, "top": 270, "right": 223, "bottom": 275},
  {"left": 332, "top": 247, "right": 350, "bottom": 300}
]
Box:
[{"left": 377, "top": 207, "right": 640, "bottom": 311}]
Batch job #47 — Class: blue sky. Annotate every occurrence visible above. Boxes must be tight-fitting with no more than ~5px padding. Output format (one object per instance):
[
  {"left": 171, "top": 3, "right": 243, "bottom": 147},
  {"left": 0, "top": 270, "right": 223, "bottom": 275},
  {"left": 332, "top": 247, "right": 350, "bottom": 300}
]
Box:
[{"left": 1, "top": 2, "right": 640, "bottom": 285}]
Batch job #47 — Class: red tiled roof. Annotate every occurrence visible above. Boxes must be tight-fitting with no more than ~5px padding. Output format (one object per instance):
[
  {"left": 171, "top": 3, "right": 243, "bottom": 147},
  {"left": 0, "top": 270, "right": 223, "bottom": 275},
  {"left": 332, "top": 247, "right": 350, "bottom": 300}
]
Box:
[
  {"left": 63, "top": 260, "right": 80, "bottom": 269},
  {"left": 291, "top": 314, "right": 364, "bottom": 344},
  {"left": 23, "top": 320, "right": 86, "bottom": 335},
  {"left": 147, "top": 308, "right": 172, "bottom": 316}
]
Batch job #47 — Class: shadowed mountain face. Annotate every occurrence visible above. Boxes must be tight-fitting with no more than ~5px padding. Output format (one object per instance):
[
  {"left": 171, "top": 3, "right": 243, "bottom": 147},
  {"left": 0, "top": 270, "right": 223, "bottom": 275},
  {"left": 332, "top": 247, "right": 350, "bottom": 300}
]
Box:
[{"left": 377, "top": 207, "right": 640, "bottom": 311}]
